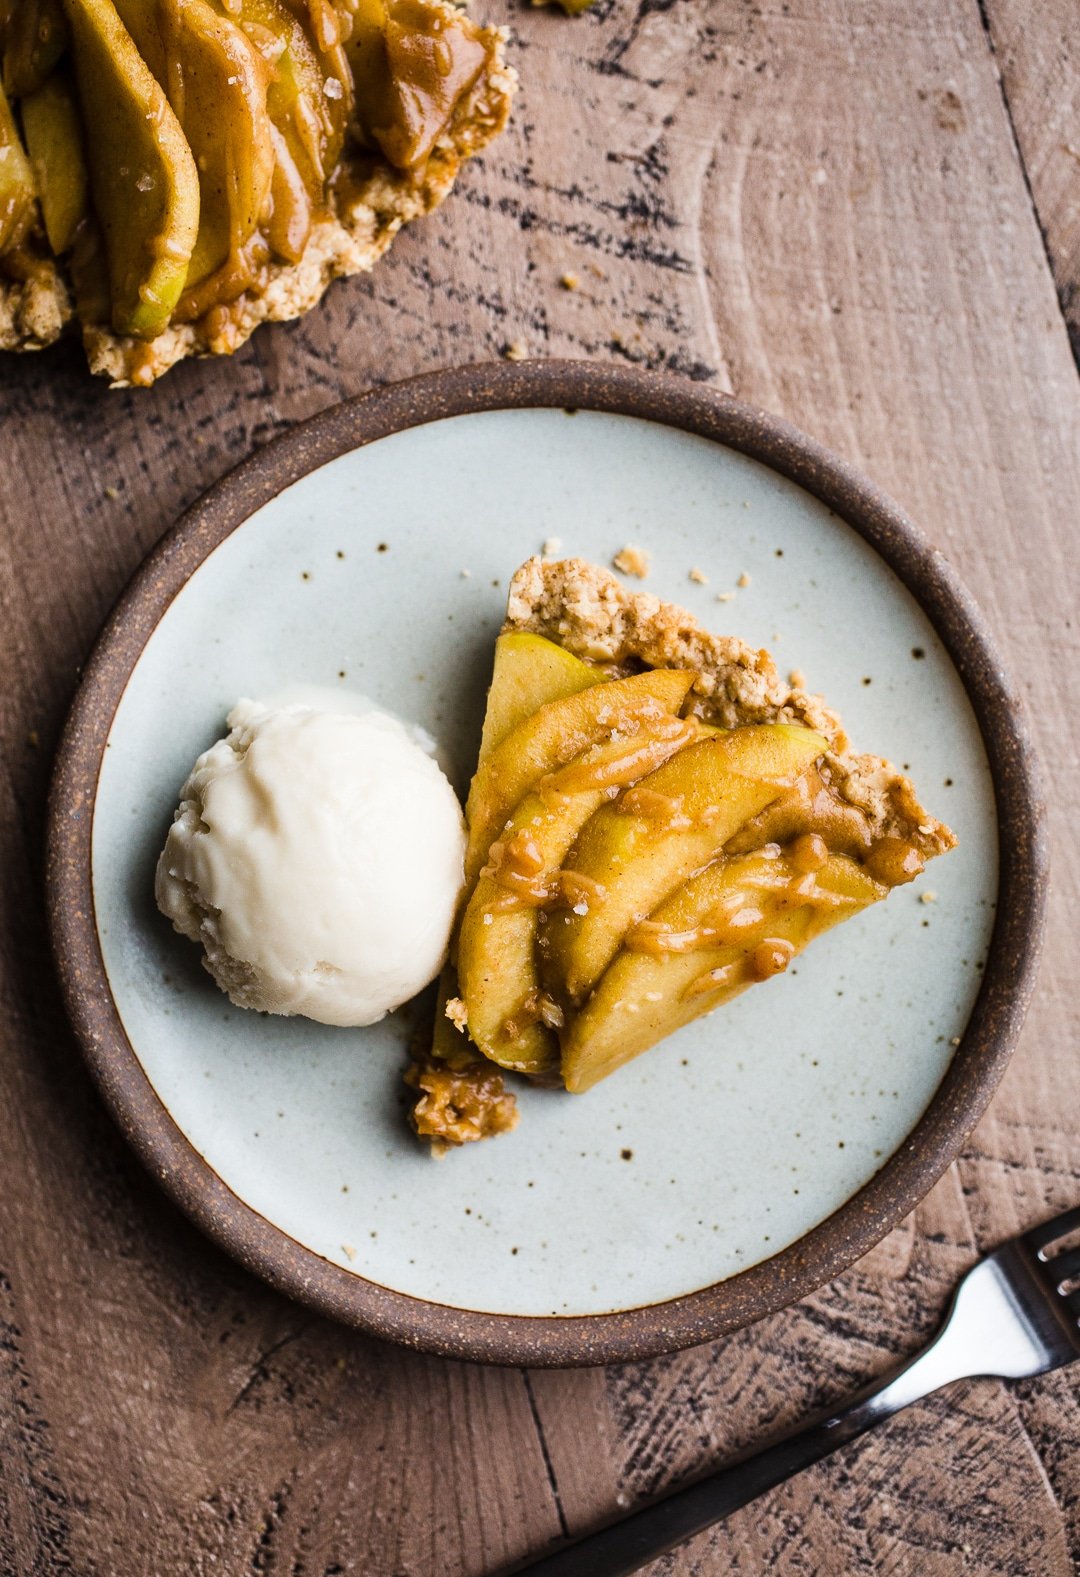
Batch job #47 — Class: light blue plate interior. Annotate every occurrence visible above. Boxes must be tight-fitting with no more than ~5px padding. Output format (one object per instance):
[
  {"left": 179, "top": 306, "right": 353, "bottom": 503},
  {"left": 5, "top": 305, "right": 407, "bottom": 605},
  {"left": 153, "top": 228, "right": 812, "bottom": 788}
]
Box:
[{"left": 91, "top": 409, "right": 996, "bottom": 1317}]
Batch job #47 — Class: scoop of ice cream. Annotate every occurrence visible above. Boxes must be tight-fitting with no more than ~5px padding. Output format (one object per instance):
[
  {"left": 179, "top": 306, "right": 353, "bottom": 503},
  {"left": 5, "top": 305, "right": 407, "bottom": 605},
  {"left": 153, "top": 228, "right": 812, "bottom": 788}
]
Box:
[{"left": 155, "top": 695, "right": 466, "bottom": 1027}]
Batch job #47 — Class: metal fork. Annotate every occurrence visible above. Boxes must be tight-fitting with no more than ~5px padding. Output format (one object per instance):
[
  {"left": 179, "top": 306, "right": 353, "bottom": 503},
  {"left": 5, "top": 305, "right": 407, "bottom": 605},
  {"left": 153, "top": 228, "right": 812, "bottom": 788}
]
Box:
[{"left": 511, "top": 1205, "right": 1080, "bottom": 1577}]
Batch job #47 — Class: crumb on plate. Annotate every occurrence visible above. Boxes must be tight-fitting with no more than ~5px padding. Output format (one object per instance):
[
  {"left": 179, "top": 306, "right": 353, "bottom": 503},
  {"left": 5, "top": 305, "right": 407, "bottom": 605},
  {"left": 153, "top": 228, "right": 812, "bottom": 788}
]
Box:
[{"left": 613, "top": 544, "right": 651, "bottom": 578}]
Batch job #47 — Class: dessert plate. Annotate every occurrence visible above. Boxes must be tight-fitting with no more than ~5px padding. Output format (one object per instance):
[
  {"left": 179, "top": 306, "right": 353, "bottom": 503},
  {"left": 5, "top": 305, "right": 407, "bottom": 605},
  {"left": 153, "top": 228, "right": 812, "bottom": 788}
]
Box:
[{"left": 46, "top": 362, "right": 1046, "bottom": 1365}]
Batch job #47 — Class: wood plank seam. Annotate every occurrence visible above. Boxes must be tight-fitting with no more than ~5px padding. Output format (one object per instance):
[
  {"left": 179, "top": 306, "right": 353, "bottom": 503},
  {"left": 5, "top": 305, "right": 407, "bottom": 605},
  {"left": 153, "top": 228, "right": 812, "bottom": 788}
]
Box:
[{"left": 973, "top": 0, "right": 1080, "bottom": 376}]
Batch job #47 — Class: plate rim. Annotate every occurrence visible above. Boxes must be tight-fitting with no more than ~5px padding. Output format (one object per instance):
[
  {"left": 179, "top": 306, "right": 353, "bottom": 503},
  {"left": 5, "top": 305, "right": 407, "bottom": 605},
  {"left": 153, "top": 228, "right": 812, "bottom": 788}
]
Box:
[{"left": 45, "top": 359, "right": 1048, "bottom": 1367}]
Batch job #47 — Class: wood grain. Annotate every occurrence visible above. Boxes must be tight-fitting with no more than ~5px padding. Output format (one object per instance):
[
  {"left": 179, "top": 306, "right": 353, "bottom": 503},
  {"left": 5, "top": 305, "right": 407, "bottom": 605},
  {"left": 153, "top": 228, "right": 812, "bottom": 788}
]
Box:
[
  {"left": 982, "top": 0, "right": 1080, "bottom": 363},
  {"left": 1, "top": 0, "right": 1079, "bottom": 1572}
]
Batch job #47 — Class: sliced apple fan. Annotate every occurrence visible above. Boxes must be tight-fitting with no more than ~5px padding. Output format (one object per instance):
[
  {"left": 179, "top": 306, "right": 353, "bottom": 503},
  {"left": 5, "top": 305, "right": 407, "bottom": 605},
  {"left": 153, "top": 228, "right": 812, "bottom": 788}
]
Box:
[{"left": 406, "top": 558, "right": 955, "bottom": 1150}]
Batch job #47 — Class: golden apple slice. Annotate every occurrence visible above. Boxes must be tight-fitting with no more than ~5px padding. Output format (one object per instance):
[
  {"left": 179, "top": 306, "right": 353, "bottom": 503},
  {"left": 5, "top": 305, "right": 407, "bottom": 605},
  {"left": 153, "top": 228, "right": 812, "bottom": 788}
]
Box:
[
  {"left": 223, "top": 0, "right": 351, "bottom": 264},
  {"left": 0, "top": 79, "right": 35, "bottom": 256},
  {"left": 345, "top": 0, "right": 490, "bottom": 170},
  {"left": 3, "top": 0, "right": 68, "bottom": 97},
  {"left": 465, "top": 667, "right": 695, "bottom": 883},
  {"left": 457, "top": 716, "right": 700, "bottom": 1073},
  {"left": 562, "top": 849, "right": 887, "bottom": 1092},
  {"left": 544, "top": 725, "right": 827, "bottom": 1006},
  {"left": 478, "top": 632, "right": 606, "bottom": 764},
  {"left": 114, "top": 0, "right": 275, "bottom": 296},
  {"left": 20, "top": 72, "right": 88, "bottom": 253},
  {"left": 64, "top": 0, "right": 200, "bottom": 336}
]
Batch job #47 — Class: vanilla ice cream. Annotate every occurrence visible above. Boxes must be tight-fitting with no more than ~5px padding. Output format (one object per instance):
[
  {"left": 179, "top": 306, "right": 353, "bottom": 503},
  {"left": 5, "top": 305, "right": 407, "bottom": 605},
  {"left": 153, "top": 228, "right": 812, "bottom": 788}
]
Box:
[{"left": 155, "top": 695, "right": 466, "bottom": 1026}]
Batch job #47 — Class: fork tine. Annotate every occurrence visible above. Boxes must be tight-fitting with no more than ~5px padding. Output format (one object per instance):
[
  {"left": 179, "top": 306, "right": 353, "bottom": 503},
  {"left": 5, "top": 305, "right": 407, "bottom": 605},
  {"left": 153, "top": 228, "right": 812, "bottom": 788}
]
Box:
[
  {"left": 1042, "top": 1244, "right": 1080, "bottom": 1288},
  {"left": 1024, "top": 1205, "right": 1080, "bottom": 1258}
]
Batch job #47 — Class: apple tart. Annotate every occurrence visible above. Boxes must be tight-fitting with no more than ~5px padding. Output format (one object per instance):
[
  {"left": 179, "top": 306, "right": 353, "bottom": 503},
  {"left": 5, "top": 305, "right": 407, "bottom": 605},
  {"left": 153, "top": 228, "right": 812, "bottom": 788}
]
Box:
[
  {"left": 407, "top": 557, "right": 956, "bottom": 1149},
  {"left": 0, "top": 0, "right": 514, "bottom": 384}
]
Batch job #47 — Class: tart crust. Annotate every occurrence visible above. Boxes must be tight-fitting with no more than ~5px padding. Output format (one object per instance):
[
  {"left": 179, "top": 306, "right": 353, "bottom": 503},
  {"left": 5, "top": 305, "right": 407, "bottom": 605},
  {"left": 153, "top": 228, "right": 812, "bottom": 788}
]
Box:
[
  {"left": 504, "top": 556, "right": 956, "bottom": 861},
  {"left": 0, "top": 255, "right": 74, "bottom": 353}
]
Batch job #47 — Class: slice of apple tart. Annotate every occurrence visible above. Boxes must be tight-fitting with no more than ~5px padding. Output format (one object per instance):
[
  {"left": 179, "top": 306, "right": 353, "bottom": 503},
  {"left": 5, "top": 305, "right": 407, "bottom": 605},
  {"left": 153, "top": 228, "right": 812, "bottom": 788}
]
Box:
[
  {"left": 0, "top": 0, "right": 514, "bottom": 384},
  {"left": 407, "top": 557, "right": 956, "bottom": 1150}
]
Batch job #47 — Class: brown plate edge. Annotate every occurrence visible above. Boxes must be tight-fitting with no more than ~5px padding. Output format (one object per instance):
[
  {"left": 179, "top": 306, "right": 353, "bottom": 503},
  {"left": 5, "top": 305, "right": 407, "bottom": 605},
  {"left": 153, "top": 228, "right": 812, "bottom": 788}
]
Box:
[{"left": 44, "top": 359, "right": 1049, "bottom": 1369}]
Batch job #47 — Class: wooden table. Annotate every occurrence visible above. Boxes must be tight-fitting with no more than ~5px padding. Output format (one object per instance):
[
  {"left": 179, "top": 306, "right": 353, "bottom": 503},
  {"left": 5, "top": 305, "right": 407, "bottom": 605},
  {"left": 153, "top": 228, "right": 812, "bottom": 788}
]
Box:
[{"left": 3, "top": 2, "right": 1079, "bottom": 1571}]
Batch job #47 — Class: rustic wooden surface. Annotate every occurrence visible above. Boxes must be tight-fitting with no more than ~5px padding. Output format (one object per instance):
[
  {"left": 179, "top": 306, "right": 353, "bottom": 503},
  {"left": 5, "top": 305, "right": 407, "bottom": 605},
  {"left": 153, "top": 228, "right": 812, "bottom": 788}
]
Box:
[{"left": 2, "top": 0, "right": 1079, "bottom": 1572}]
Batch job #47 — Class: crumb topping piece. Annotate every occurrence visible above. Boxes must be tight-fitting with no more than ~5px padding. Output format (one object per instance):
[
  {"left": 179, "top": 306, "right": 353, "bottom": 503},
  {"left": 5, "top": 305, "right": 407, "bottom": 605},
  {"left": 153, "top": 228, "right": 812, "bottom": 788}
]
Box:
[
  {"left": 405, "top": 1054, "right": 519, "bottom": 1150},
  {"left": 444, "top": 995, "right": 469, "bottom": 1033},
  {"left": 613, "top": 545, "right": 651, "bottom": 579}
]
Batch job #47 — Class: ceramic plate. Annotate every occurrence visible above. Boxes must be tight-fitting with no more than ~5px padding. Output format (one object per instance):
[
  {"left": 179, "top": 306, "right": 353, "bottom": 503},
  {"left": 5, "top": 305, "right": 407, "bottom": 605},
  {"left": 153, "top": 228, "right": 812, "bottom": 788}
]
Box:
[{"left": 47, "top": 363, "right": 1046, "bottom": 1365}]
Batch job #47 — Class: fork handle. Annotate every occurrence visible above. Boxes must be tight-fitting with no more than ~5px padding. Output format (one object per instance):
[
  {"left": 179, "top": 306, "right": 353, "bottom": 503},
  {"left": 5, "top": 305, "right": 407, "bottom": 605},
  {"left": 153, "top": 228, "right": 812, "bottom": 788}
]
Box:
[{"left": 509, "top": 1332, "right": 965, "bottom": 1577}]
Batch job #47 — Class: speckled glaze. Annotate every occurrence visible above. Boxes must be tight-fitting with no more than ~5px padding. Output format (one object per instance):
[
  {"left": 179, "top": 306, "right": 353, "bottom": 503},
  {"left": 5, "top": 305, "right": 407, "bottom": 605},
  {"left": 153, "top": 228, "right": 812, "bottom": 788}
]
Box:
[{"left": 45, "top": 362, "right": 1047, "bottom": 1367}]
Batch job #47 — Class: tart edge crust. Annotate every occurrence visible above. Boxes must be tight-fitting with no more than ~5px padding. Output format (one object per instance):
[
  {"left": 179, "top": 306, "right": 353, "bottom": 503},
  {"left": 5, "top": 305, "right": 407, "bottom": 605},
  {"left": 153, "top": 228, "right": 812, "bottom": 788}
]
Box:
[{"left": 504, "top": 555, "right": 957, "bottom": 861}]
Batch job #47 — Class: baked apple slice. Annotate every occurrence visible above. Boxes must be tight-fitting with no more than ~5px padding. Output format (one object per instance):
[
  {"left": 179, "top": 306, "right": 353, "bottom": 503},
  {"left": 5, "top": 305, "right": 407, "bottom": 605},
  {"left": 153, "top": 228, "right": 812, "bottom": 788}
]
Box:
[
  {"left": 65, "top": 0, "right": 200, "bottom": 336},
  {"left": 20, "top": 71, "right": 88, "bottom": 254},
  {"left": 478, "top": 631, "right": 607, "bottom": 761}
]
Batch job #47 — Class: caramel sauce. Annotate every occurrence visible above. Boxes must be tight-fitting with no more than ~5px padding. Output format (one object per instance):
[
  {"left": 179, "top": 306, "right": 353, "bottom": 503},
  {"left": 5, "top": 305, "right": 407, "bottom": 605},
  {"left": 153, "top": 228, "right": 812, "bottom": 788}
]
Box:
[
  {"left": 725, "top": 766, "right": 873, "bottom": 860},
  {"left": 683, "top": 961, "right": 741, "bottom": 999},
  {"left": 551, "top": 869, "right": 607, "bottom": 912},
  {"left": 174, "top": 236, "right": 271, "bottom": 325},
  {"left": 484, "top": 831, "right": 550, "bottom": 907},
  {"left": 626, "top": 898, "right": 768, "bottom": 955},
  {"left": 264, "top": 124, "right": 316, "bottom": 264},
  {"left": 749, "top": 937, "right": 796, "bottom": 980},
  {"left": 789, "top": 830, "right": 828, "bottom": 872},
  {"left": 542, "top": 717, "right": 695, "bottom": 798},
  {"left": 618, "top": 786, "right": 692, "bottom": 829},
  {"left": 865, "top": 835, "right": 924, "bottom": 886}
]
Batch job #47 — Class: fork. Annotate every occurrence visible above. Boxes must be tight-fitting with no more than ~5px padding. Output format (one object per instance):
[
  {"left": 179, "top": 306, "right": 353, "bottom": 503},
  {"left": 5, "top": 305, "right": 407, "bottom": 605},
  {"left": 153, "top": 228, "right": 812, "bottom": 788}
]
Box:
[{"left": 510, "top": 1205, "right": 1080, "bottom": 1577}]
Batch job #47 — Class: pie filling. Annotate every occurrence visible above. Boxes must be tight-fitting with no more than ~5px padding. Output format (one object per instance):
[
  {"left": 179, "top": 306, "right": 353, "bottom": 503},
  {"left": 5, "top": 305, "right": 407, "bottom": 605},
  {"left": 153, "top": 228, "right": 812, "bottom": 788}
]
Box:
[
  {"left": 409, "top": 557, "right": 956, "bottom": 1151},
  {"left": 0, "top": 0, "right": 514, "bottom": 382}
]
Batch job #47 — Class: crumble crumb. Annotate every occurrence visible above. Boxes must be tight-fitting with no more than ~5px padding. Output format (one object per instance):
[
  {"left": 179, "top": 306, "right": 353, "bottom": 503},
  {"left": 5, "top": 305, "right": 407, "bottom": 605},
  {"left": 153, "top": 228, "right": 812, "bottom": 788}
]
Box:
[
  {"left": 341, "top": 1243, "right": 357, "bottom": 1261},
  {"left": 503, "top": 340, "right": 528, "bottom": 361},
  {"left": 689, "top": 567, "right": 709, "bottom": 585},
  {"left": 406, "top": 1054, "right": 519, "bottom": 1149},
  {"left": 716, "top": 591, "right": 735, "bottom": 603},
  {"left": 920, "top": 890, "right": 938, "bottom": 905},
  {"left": 789, "top": 668, "right": 807, "bottom": 689},
  {"left": 542, "top": 535, "right": 563, "bottom": 558},
  {"left": 613, "top": 544, "right": 651, "bottom": 578},
  {"left": 444, "top": 996, "right": 469, "bottom": 1033},
  {"left": 737, "top": 572, "right": 752, "bottom": 588},
  {"left": 460, "top": 568, "right": 472, "bottom": 578},
  {"left": 559, "top": 271, "right": 580, "bottom": 290}
]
